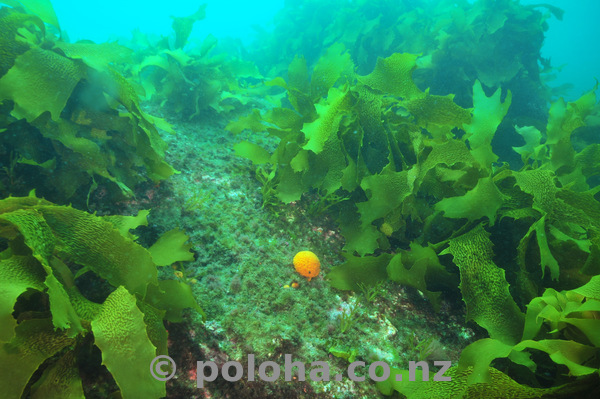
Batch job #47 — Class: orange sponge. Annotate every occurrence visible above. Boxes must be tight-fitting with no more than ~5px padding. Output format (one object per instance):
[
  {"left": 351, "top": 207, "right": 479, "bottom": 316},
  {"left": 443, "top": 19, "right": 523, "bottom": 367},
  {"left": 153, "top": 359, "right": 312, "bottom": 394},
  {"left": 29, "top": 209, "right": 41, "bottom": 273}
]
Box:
[{"left": 293, "top": 251, "right": 320, "bottom": 281}]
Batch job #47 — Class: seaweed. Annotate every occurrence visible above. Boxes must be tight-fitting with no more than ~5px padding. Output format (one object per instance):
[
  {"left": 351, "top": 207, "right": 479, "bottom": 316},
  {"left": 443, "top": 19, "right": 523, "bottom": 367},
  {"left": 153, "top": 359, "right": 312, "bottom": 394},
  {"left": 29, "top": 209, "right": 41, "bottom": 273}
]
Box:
[
  {"left": 0, "top": 3, "right": 176, "bottom": 205},
  {"left": 1, "top": 0, "right": 597, "bottom": 397},
  {"left": 0, "top": 193, "right": 203, "bottom": 398},
  {"left": 376, "top": 278, "right": 600, "bottom": 397},
  {"left": 230, "top": 47, "right": 482, "bottom": 256},
  {"left": 248, "top": 0, "right": 552, "bottom": 121},
  {"left": 128, "top": 6, "right": 264, "bottom": 120},
  {"left": 231, "top": 33, "right": 600, "bottom": 395}
]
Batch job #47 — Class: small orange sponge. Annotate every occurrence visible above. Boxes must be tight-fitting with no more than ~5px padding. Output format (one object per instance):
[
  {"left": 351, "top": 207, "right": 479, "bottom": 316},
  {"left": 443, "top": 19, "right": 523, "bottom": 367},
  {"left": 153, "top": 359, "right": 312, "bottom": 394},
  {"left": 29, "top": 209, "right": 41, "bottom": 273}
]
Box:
[{"left": 293, "top": 251, "right": 320, "bottom": 281}]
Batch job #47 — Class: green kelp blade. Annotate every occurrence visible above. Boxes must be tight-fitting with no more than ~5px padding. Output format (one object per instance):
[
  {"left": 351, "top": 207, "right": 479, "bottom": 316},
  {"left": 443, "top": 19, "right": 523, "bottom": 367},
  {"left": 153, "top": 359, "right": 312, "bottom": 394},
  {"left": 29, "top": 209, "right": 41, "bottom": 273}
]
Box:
[
  {"left": 136, "top": 301, "right": 168, "bottom": 356},
  {"left": 0, "top": 255, "right": 45, "bottom": 342},
  {"left": 376, "top": 364, "right": 574, "bottom": 399},
  {"left": 302, "top": 86, "right": 351, "bottom": 154},
  {"left": 1, "top": 0, "right": 60, "bottom": 30},
  {"left": 0, "top": 319, "right": 73, "bottom": 399},
  {"left": 42, "top": 264, "right": 85, "bottom": 338},
  {"left": 327, "top": 252, "right": 392, "bottom": 291},
  {"left": 357, "top": 168, "right": 412, "bottom": 229},
  {"left": 463, "top": 80, "right": 512, "bottom": 171},
  {"left": 435, "top": 177, "right": 507, "bottom": 226},
  {"left": 171, "top": 4, "right": 206, "bottom": 49},
  {"left": 37, "top": 205, "right": 158, "bottom": 297},
  {"left": 0, "top": 46, "right": 84, "bottom": 122},
  {"left": 0, "top": 207, "right": 55, "bottom": 266},
  {"left": 146, "top": 280, "right": 205, "bottom": 322},
  {"left": 102, "top": 210, "right": 150, "bottom": 240},
  {"left": 30, "top": 351, "right": 84, "bottom": 399},
  {"left": 91, "top": 286, "right": 165, "bottom": 399},
  {"left": 441, "top": 224, "right": 524, "bottom": 344},
  {"left": 233, "top": 140, "right": 272, "bottom": 165},
  {"left": 226, "top": 109, "right": 266, "bottom": 135},
  {"left": 358, "top": 52, "right": 422, "bottom": 99},
  {"left": 572, "top": 274, "right": 600, "bottom": 300},
  {"left": 148, "top": 228, "right": 195, "bottom": 266},
  {"left": 55, "top": 41, "right": 133, "bottom": 71},
  {"left": 310, "top": 42, "right": 354, "bottom": 100}
]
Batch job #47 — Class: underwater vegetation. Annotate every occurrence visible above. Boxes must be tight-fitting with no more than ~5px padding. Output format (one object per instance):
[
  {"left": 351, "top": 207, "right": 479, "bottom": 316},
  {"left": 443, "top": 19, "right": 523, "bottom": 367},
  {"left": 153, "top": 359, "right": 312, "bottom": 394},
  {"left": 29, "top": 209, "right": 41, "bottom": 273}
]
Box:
[
  {"left": 230, "top": 6, "right": 600, "bottom": 397},
  {"left": 0, "top": 1, "right": 176, "bottom": 206},
  {"left": 126, "top": 5, "right": 266, "bottom": 121},
  {"left": 0, "top": 2, "right": 204, "bottom": 398},
  {"left": 0, "top": 193, "right": 203, "bottom": 398},
  {"left": 249, "top": 0, "right": 559, "bottom": 120},
  {"left": 1, "top": 0, "right": 599, "bottom": 398}
]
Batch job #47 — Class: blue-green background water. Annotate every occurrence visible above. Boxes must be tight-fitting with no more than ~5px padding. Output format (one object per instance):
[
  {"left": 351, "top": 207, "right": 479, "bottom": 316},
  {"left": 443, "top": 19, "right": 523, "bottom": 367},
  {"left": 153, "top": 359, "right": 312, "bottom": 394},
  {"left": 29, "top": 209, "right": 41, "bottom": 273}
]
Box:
[
  {"left": 51, "top": 0, "right": 598, "bottom": 99},
  {"left": 2, "top": 1, "right": 600, "bottom": 397},
  {"left": 52, "top": 0, "right": 283, "bottom": 45}
]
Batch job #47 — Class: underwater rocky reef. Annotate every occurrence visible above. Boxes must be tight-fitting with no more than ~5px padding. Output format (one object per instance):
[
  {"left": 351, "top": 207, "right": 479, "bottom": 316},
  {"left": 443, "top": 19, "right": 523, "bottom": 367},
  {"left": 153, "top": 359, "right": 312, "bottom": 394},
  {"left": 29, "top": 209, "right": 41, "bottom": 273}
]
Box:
[{"left": 0, "top": 0, "right": 599, "bottom": 398}]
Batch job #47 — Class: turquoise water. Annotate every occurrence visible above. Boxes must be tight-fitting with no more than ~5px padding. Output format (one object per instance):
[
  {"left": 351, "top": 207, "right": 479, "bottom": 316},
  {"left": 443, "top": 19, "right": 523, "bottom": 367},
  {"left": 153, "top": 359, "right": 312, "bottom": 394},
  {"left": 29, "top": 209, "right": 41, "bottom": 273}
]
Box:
[
  {"left": 520, "top": 0, "right": 599, "bottom": 98},
  {"left": 51, "top": 0, "right": 284, "bottom": 45},
  {"left": 1, "top": 1, "right": 600, "bottom": 398},
  {"left": 50, "top": 0, "right": 599, "bottom": 99}
]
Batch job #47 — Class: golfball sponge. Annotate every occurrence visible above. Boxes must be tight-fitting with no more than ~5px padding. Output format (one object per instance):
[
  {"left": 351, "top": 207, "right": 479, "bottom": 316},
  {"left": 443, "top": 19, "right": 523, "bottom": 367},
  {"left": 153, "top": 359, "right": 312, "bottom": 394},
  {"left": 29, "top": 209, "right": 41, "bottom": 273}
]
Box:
[{"left": 293, "top": 251, "right": 320, "bottom": 281}]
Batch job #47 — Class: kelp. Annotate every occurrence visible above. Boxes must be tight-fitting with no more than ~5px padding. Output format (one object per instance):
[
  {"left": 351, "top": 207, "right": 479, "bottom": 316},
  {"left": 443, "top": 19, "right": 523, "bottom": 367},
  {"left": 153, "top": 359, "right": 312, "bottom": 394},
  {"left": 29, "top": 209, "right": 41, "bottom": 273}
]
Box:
[
  {"left": 171, "top": 4, "right": 206, "bottom": 50},
  {"left": 0, "top": 3, "right": 176, "bottom": 204},
  {"left": 0, "top": 194, "right": 203, "bottom": 398},
  {"left": 230, "top": 47, "right": 494, "bottom": 256},
  {"left": 129, "top": 5, "right": 264, "bottom": 120},
  {"left": 440, "top": 223, "right": 524, "bottom": 345},
  {"left": 377, "top": 279, "right": 600, "bottom": 398},
  {"left": 248, "top": 0, "right": 552, "bottom": 121},
  {"left": 0, "top": 0, "right": 60, "bottom": 31},
  {"left": 231, "top": 47, "right": 505, "bottom": 306},
  {"left": 232, "top": 31, "right": 600, "bottom": 395},
  {"left": 376, "top": 364, "right": 597, "bottom": 399},
  {"left": 374, "top": 87, "right": 599, "bottom": 395}
]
